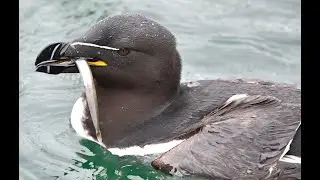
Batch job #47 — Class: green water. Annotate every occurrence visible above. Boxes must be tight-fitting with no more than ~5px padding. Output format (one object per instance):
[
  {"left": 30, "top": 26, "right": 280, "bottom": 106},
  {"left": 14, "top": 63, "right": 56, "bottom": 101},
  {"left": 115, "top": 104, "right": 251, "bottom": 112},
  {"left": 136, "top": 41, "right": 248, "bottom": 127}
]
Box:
[{"left": 19, "top": 0, "right": 301, "bottom": 179}]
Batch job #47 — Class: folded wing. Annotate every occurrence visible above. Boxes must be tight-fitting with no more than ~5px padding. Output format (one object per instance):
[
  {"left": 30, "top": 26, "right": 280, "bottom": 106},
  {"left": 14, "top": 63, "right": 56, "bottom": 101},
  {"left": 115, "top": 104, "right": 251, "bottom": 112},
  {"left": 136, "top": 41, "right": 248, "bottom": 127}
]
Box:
[{"left": 152, "top": 95, "right": 301, "bottom": 179}]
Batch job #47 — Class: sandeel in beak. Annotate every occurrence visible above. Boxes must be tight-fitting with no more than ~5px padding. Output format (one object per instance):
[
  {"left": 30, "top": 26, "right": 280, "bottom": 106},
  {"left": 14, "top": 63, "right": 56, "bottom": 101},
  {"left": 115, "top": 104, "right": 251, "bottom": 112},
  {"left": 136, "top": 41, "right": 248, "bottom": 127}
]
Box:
[
  {"left": 35, "top": 42, "right": 120, "bottom": 144},
  {"left": 75, "top": 58, "right": 103, "bottom": 143}
]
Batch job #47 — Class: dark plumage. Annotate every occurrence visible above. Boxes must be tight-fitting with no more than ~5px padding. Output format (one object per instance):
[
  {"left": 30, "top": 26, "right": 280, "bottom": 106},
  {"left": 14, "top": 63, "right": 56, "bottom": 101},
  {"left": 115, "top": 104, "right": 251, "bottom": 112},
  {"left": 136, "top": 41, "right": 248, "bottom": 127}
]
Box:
[{"left": 35, "top": 14, "right": 301, "bottom": 179}]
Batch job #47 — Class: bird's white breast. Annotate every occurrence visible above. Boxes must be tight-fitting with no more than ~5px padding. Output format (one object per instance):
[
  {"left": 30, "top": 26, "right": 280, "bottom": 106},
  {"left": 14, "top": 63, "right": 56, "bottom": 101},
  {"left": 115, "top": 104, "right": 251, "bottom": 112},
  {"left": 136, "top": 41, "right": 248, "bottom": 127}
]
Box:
[
  {"left": 70, "top": 97, "right": 97, "bottom": 143},
  {"left": 70, "top": 97, "right": 184, "bottom": 155}
]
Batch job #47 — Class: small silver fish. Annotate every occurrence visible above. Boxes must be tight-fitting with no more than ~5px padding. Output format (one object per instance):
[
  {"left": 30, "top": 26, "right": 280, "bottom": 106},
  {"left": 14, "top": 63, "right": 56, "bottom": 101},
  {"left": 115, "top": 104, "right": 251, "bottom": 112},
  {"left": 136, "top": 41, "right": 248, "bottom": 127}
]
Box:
[{"left": 75, "top": 59, "right": 103, "bottom": 143}]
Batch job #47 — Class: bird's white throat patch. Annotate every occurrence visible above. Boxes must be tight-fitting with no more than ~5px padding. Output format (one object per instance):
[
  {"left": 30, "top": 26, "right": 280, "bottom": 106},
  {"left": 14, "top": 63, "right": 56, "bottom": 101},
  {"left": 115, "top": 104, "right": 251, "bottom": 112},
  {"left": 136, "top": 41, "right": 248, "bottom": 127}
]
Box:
[
  {"left": 70, "top": 97, "right": 96, "bottom": 142},
  {"left": 70, "top": 96, "right": 184, "bottom": 156}
]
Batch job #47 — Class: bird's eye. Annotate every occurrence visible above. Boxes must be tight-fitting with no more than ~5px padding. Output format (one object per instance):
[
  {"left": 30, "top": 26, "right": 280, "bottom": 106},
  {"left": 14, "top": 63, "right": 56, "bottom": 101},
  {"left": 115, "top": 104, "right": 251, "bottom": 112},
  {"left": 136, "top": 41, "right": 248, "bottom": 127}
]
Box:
[{"left": 117, "top": 48, "right": 130, "bottom": 56}]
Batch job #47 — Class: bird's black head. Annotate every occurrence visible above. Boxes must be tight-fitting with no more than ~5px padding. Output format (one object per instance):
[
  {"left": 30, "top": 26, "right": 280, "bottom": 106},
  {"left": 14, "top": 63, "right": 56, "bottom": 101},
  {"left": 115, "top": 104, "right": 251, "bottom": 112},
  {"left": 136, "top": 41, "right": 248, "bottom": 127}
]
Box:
[{"left": 35, "top": 14, "right": 182, "bottom": 92}]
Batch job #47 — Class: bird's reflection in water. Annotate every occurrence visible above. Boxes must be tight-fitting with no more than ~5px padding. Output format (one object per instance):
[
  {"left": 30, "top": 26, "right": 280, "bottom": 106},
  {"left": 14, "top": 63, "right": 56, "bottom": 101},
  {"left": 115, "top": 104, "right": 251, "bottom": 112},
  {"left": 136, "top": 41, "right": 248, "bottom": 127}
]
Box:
[{"left": 54, "top": 139, "right": 168, "bottom": 180}]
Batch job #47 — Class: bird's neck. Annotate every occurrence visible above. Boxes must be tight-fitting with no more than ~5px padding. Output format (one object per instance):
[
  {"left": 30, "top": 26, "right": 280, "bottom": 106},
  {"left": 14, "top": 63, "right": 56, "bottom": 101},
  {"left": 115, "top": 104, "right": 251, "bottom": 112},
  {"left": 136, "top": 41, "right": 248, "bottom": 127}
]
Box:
[{"left": 95, "top": 84, "right": 178, "bottom": 146}]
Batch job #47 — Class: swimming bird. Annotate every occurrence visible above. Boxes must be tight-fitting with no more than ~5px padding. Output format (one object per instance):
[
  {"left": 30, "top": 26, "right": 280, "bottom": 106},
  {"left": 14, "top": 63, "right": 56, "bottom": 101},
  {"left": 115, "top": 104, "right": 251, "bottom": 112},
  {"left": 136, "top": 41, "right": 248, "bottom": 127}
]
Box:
[{"left": 34, "top": 14, "right": 301, "bottom": 179}]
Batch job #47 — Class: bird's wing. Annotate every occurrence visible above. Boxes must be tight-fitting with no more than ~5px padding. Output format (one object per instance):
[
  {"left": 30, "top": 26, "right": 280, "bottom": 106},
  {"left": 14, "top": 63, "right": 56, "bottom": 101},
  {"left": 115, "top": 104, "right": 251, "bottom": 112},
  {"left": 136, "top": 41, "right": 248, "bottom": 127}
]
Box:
[{"left": 151, "top": 94, "right": 301, "bottom": 179}]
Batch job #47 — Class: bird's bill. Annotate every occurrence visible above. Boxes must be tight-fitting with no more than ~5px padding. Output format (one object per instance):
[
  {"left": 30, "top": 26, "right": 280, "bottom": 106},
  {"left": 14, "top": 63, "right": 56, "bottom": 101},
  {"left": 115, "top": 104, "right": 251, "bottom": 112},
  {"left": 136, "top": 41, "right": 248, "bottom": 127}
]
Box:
[
  {"left": 35, "top": 58, "right": 107, "bottom": 73},
  {"left": 34, "top": 42, "right": 108, "bottom": 74}
]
